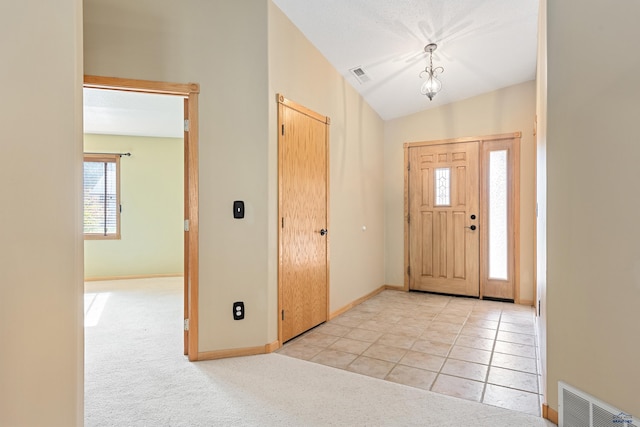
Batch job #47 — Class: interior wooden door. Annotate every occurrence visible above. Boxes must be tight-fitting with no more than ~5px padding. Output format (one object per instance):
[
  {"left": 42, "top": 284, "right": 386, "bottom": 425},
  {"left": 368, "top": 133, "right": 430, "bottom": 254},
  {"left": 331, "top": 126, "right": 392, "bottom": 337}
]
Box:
[
  {"left": 278, "top": 95, "right": 329, "bottom": 343},
  {"left": 408, "top": 141, "right": 480, "bottom": 296}
]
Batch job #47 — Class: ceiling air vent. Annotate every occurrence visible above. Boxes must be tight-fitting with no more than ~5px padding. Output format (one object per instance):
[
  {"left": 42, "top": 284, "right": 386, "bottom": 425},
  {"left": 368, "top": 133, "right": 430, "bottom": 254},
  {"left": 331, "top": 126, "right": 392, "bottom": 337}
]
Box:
[{"left": 349, "top": 67, "right": 371, "bottom": 84}]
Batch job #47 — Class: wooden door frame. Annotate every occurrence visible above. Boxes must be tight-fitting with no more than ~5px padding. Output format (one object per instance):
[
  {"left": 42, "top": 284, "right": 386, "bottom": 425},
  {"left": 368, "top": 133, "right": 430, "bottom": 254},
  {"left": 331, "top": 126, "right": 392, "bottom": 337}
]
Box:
[
  {"left": 276, "top": 94, "right": 330, "bottom": 345},
  {"left": 403, "top": 132, "right": 521, "bottom": 302},
  {"left": 84, "top": 75, "right": 200, "bottom": 360}
]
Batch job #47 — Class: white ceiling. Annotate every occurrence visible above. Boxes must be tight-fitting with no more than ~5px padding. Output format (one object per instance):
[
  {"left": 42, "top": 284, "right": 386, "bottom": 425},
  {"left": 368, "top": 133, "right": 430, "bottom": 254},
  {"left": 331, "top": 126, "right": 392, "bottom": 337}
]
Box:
[
  {"left": 273, "top": 0, "right": 539, "bottom": 120},
  {"left": 83, "top": 1, "right": 539, "bottom": 137},
  {"left": 83, "top": 88, "right": 185, "bottom": 138}
]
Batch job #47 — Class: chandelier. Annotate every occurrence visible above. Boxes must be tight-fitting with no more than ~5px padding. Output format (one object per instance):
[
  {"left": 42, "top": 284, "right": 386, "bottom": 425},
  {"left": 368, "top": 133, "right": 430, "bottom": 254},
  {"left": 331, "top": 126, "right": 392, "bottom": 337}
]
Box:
[{"left": 420, "top": 43, "right": 444, "bottom": 101}]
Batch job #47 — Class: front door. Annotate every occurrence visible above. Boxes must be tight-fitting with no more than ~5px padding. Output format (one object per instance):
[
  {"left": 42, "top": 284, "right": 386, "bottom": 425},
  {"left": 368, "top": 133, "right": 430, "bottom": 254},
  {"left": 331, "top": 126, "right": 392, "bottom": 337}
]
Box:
[
  {"left": 407, "top": 141, "right": 480, "bottom": 296},
  {"left": 278, "top": 95, "right": 329, "bottom": 343}
]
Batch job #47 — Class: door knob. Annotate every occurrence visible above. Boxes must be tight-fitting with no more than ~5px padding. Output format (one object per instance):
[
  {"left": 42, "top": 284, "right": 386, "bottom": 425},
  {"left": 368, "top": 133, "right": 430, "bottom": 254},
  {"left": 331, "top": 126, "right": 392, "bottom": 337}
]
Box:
[
  {"left": 319, "top": 229, "right": 328, "bottom": 236},
  {"left": 465, "top": 225, "right": 477, "bottom": 231}
]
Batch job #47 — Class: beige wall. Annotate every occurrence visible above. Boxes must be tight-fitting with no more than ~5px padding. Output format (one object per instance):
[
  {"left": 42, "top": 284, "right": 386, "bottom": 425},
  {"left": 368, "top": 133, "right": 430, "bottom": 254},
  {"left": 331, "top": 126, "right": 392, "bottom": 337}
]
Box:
[
  {"left": 0, "top": 0, "right": 84, "bottom": 425},
  {"left": 268, "top": 1, "right": 386, "bottom": 330},
  {"left": 535, "top": 0, "right": 548, "bottom": 409},
  {"left": 84, "top": 134, "right": 184, "bottom": 279},
  {"left": 546, "top": 0, "right": 640, "bottom": 416},
  {"left": 84, "top": 0, "right": 385, "bottom": 352},
  {"left": 384, "top": 81, "right": 537, "bottom": 303},
  {"left": 85, "top": 0, "right": 271, "bottom": 351}
]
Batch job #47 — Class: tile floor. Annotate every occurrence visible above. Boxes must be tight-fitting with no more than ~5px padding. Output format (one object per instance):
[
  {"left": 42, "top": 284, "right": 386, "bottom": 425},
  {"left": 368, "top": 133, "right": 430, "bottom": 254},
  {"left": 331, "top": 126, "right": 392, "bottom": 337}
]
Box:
[{"left": 278, "top": 290, "right": 542, "bottom": 417}]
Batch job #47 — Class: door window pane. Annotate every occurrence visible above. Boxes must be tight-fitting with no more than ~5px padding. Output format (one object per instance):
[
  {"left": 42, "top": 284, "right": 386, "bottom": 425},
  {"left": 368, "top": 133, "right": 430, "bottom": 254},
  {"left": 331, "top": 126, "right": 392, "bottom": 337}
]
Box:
[
  {"left": 489, "top": 150, "right": 508, "bottom": 280},
  {"left": 434, "top": 168, "right": 451, "bottom": 206}
]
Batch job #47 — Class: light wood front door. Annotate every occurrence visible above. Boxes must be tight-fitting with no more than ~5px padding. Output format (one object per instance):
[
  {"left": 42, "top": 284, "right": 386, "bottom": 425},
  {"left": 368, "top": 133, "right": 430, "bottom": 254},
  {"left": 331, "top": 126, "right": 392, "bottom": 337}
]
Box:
[
  {"left": 408, "top": 141, "right": 480, "bottom": 296},
  {"left": 278, "top": 95, "right": 329, "bottom": 343}
]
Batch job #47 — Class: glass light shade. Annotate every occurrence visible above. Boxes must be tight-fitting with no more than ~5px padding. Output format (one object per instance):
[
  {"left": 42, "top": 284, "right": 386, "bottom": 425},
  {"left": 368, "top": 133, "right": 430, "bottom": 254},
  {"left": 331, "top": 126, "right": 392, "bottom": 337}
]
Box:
[{"left": 421, "top": 74, "right": 442, "bottom": 100}]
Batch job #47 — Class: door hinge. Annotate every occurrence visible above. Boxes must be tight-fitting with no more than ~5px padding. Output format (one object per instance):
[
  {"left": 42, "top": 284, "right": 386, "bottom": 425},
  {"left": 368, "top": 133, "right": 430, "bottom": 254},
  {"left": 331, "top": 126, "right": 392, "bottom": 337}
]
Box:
[
  {"left": 281, "top": 310, "right": 285, "bottom": 321},
  {"left": 281, "top": 124, "right": 285, "bottom": 135},
  {"left": 407, "top": 214, "right": 410, "bottom": 224},
  {"left": 120, "top": 204, "right": 122, "bottom": 213},
  {"left": 408, "top": 162, "right": 410, "bottom": 171},
  {"left": 184, "top": 219, "right": 190, "bottom": 232},
  {"left": 407, "top": 266, "right": 411, "bottom": 276},
  {"left": 281, "top": 217, "right": 284, "bottom": 228},
  {"left": 184, "top": 119, "right": 190, "bottom": 132},
  {"left": 184, "top": 319, "right": 189, "bottom": 331},
  {"left": 538, "top": 299, "right": 541, "bottom": 317}
]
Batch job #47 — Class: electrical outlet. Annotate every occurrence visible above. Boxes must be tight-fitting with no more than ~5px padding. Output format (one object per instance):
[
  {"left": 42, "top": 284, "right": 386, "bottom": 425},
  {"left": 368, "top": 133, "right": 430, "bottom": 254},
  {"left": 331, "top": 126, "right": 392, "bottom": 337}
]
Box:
[{"left": 233, "top": 301, "right": 244, "bottom": 320}]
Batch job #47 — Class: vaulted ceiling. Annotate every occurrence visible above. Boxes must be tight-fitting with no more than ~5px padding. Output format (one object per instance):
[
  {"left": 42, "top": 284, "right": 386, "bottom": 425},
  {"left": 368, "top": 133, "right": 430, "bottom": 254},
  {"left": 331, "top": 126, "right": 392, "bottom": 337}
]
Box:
[
  {"left": 84, "top": 0, "right": 539, "bottom": 136},
  {"left": 272, "top": 0, "right": 539, "bottom": 120}
]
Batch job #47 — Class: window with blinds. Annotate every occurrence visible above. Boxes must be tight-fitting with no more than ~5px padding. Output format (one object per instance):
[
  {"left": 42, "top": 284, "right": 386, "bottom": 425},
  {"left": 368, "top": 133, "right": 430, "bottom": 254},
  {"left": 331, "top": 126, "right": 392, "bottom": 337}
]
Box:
[{"left": 83, "top": 154, "right": 120, "bottom": 239}]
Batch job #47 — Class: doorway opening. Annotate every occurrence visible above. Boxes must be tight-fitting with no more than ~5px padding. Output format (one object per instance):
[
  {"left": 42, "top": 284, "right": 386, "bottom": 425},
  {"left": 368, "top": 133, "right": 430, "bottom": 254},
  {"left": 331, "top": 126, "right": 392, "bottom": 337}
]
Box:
[
  {"left": 404, "top": 132, "right": 521, "bottom": 302},
  {"left": 83, "top": 76, "right": 200, "bottom": 360}
]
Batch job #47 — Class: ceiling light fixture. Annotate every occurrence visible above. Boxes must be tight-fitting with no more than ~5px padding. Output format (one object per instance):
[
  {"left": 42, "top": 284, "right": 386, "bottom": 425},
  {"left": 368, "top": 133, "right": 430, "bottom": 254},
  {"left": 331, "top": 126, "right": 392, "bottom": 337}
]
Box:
[{"left": 420, "top": 43, "right": 444, "bottom": 101}]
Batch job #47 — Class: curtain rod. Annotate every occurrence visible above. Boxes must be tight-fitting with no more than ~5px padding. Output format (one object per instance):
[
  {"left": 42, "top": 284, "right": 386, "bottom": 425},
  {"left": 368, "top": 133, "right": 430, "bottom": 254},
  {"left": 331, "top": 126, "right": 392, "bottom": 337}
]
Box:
[{"left": 84, "top": 152, "right": 131, "bottom": 157}]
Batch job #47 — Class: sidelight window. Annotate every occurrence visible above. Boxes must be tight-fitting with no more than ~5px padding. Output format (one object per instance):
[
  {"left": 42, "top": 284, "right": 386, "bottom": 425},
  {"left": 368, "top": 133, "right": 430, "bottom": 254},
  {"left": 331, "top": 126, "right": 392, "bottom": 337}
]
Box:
[{"left": 488, "top": 150, "right": 508, "bottom": 280}]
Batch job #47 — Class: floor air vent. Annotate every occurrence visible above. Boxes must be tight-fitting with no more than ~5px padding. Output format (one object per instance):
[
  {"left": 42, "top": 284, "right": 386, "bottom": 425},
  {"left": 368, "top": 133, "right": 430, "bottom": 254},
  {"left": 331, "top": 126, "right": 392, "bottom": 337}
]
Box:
[{"left": 559, "top": 381, "right": 638, "bottom": 427}]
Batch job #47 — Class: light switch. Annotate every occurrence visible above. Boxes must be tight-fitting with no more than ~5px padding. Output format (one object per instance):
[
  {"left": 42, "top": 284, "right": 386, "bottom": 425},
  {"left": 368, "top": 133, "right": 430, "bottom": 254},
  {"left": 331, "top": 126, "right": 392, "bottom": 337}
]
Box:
[{"left": 233, "top": 201, "right": 244, "bottom": 219}]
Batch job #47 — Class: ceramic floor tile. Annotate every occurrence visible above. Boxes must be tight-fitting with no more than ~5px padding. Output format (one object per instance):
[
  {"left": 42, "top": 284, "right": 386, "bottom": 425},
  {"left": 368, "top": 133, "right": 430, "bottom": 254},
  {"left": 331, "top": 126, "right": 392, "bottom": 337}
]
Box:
[
  {"left": 454, "top": 335, "right": 495, "bottom": 351},
  {"left": 439, "top": 308, "right": 472, "bottom": 317},
  {"left": 465, "top": 319, "right": 500, "bottom": 330},
  {"left": 344, "top": 328, "right": 384, "bottom": 343},
  {"left": 399, "top": 350, "right": 445, "bottom": 372},
  {"left": 315, "top": 323, "right": 352, "bottom": 337},
  {"left": 411, "top": 339, "right": 452, "bottom": 357},
  {"left": 500, "top": 315, "right": 535, "bottom": 326},
  {"left": 493, "top": 341, "right": 537, "bottom": 359},
  {"left": 459, "top": 325, "right": 498, "bottom": 340},
  {"left": 311, "top": 349, "right": 358, "bottom": 369},
  {"left": 373, "top": 313, "right": 404, "bottom": 323},
  {"left": 330, "top": 315, "right": 364, "bottom": 328},
  {"left": 278, "top": 291, "right": 543, "bottom": 415},
  {"left": 420, "top": 330, "right": 459, "bottom": 344},
  {"left": 496, "top": 331, "right": 536, "bottom": 346},
  {"left": 385, "top": 365, "right": 437, "bottom": 390},
  {"left": 347, "top": 356, "right": 395, "bottom": 379},
  {"left": 435, "top": 314, "right": 468, "bottom": 325},
  {"left": 277, "top": 342, "right": 324, "bottom": 360},
  {"left": 358, "top": 319, "right": 392, "bottom": 332},
  {"left": 376, "top": 333, "right": 416, "bottom": 350},
  {"left": 298, "top": 332, "right": 340, "bottom": 348},
  {"left": 427, "top": 321, "right": 463, "bottom": 334},
  {"left": 431, "top": 374, "right": 484, "bottom": 402},
  {"left": 346, "top": 308, "right": 378, "bottom": 320},
  {"left": 499, "top": 322, "right": 535, "bottom": 335},
  {"left": 491, "top": 352, "right": 537, "bottom": 374},
  {"left": 448, "top": 345, "right": 492, "bottom": 365},
  {"left": 328, "top": 337, "right": 372, "bottom": 355},
  {"left": 483, "top": 384, "right": 541, "bottom": 416},
  {"left": 363, "top": 343, "right": 408, "bottom": 363},
  {"left": 440, "top": 358, "right": 488, "bottom": 382},
  {"left": 487, "top": 366, "right": 538, "bottom": 393},
  {"left": 469, "top": 310, "right": 502, "bottom": 320},
  {"left": 385, "top": 324, "right": 424, "bottom": 338},
  {"left": 396, "top": 317, "right": 432, "bottom": 328}
]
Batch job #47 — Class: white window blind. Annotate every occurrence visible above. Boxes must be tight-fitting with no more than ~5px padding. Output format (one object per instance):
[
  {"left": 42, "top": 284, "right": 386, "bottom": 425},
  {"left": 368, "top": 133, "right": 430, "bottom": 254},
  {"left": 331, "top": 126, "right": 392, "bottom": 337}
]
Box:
[{"left": 83, "top": 155, "right": 119, "bottom": 237}]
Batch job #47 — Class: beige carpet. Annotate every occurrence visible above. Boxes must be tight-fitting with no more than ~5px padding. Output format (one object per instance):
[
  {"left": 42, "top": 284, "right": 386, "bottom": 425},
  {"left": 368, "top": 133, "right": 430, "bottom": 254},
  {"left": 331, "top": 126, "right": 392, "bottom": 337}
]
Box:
[{"left": 85, "top": 278, "right": 555, "bottom": 426}]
